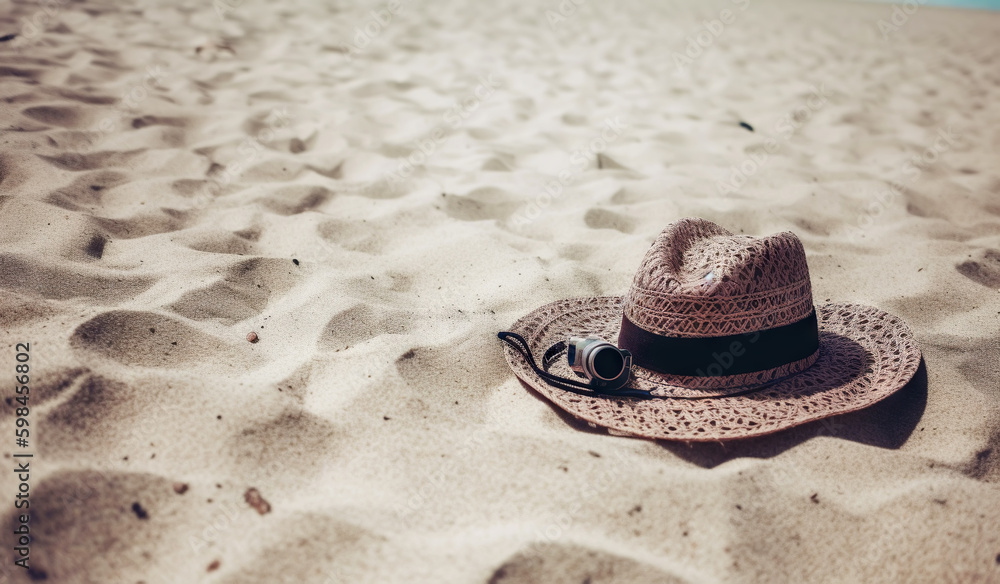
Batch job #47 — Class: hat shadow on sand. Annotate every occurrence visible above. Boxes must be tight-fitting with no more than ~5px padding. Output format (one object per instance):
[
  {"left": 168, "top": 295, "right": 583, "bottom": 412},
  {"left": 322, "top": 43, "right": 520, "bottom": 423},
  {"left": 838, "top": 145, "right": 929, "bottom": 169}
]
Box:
[{"left": 660, "top": 357, "right": 928, "bottom": 468}]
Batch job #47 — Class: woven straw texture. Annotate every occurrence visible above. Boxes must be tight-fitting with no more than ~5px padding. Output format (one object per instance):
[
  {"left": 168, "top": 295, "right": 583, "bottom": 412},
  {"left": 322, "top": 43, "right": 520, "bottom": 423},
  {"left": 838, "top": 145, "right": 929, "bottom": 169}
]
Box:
[
  {"left": 626, "top": 219, "right": 813, "bottom": 337},
  {"left": 623, "top": 218, "right": 818, "bottom": 390},
  {"left": 500, "top": 219, "right": 922, "bottom": 441}
]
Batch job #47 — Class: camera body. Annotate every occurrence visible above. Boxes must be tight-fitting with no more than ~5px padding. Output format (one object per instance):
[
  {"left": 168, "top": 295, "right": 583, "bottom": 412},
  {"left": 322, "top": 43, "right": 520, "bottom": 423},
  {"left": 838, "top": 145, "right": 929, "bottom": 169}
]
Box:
[{"left": 567, "top": 336, "right": 632, "bottom": 389}]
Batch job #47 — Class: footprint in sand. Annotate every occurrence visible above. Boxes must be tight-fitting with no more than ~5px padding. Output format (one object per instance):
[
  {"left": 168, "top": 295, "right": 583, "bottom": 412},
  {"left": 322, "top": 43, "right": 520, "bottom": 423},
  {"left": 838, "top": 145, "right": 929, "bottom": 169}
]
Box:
[
  {"left": 0, "top": 470, "right": 193, "bottom": 582},
  {"left": 595, "top": 152, "right": 633, "bottom": 171},
  {"left": 50, "top": 89, "right": 117, "bottom": 106},
  {"left": 0, "top": 292, "right": 59, "bottom": 328},
  {"left": 481, "top": 153, "right": 515, "bottom": 171},
  {"left": 488, "top": 543, "right": 695, "bottom": 584},
  {"left": 38, "top": 373, "right": 133, "bottom": 449},
  {"left": 0, "top": 253, "right": 154, "bottom": 302},
  {"left": 70, "top": 310, "right": 255, "bottom": 370},
  {"left": 45, "top": 169, "right": 131, "bottom": 210},
  {"left": 38, "top": 150, "right": 146, "bottom": 172},
  {"left": 259, "top": 185, "right": 333, "bottom": 216},
  {"left": 240, "top": 158, "right": 306, "bottom": 183},
  {"left": 92, "top": 209, "right": 189, "bottom": 240},
  {"left": 21, "top": 105, "right": 91, "bottom": 128},
  {"left": 181, "top": 230, "right": 256, "bottom": 255},
  {"left": 83, "top": 233, "right": 108, "bottom": 258},
  {"left": 170, "top": 178, "right": 210, "bottom": 197},
  {"left": 0, "top": 154, "right": 20, "bottom": 190},
  {"left": 442, "top": 187, "right": 520, "bottom": 222},
  {"left": 318, "top": 218, "right": 385, "bottom": 254},
  {"left": 355, "top": 178, "right": 412, "bottom": 200},
  {"left": 962, "top": 430, "right": 1000, "bottom": 483},
  {"left": 0, "top": 65, "right": 43, "bottom": 82},
  {"left": 130, "top": 115, "right": 186, "bottom": 129},
  {"left": 214, "top": 516, "right": 377, "bottom": 584},
  {"left": 168, "top": 257, "right": 301, "bottom": 325},
  {"left": 0, "top": 367, "right": 87, "bottom": 423},
  {"left": 226, "top": 409, "right": 340, "bottom": 488},
  {"left": 320, "top": 304, "right": 411, "bottom": 350},
  {"left": 395, "top": 332, "right": 509, "bottom": 396},
  {"left": 955, "top": 249, "right": 1000, "bottom": 289},
  {"left": 584, "top": 207, "right": 636, "bottom": 233},
  {"left": 341, "top": 272, "right": 413, "bottom": 304}
]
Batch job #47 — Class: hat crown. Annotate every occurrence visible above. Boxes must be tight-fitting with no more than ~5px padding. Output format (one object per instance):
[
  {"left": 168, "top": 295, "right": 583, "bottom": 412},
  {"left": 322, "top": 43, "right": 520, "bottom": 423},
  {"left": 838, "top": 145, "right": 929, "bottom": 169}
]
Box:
[{"left": 624, "top": 218, "right": 814, "bottom": 337}]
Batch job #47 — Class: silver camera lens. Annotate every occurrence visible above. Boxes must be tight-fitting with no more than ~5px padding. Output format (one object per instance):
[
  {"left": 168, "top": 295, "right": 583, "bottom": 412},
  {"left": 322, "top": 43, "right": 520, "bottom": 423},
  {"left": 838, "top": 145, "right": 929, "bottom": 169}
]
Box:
[
  {"left": 567, "top": 336, "right": 631, "bottom": 387},
  {"left": 588, "top": 344, "right": 626, "bottom": 381}
]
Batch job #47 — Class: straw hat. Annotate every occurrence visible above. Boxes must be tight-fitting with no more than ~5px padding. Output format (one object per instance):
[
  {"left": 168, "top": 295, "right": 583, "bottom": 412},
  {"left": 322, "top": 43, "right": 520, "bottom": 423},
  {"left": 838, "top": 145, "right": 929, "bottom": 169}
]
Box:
[{"left": 499, "top": 218, "right": 921, "bottom": 441}]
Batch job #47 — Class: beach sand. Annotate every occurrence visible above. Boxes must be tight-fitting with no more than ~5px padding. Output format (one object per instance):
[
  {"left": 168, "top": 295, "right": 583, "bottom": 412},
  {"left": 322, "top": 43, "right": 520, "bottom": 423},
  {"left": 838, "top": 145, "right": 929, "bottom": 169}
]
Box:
[{"left": 1, "top": 0, "right": 999, "bottom": 581}]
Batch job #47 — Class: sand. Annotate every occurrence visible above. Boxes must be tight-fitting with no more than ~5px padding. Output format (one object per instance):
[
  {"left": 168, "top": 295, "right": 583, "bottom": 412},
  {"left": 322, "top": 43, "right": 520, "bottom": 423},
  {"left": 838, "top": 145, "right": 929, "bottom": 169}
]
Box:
[{"left": 1, "top": 0, "right": 999, "bottom": 581}]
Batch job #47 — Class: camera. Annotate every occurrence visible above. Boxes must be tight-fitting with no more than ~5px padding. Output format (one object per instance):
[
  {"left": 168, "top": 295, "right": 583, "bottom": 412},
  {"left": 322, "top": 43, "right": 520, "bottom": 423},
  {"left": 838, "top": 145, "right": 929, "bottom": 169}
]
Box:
[{"left": 566, "top": 336, "right": 632, "bottom": 389}]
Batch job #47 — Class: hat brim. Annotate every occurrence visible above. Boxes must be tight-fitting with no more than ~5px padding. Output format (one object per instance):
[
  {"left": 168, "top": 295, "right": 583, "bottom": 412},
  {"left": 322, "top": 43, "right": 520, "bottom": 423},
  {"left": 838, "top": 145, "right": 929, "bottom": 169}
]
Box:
[{"left": 501, "top": 297, "right": 921, "bottom": 441}]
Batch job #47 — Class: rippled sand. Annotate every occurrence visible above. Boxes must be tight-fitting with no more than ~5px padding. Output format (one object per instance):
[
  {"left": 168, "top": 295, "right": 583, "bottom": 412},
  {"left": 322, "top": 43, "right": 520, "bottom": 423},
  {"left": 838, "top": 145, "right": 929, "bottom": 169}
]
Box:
[{"left": 1, "top": 0, "right": 999, "bottom": 581}]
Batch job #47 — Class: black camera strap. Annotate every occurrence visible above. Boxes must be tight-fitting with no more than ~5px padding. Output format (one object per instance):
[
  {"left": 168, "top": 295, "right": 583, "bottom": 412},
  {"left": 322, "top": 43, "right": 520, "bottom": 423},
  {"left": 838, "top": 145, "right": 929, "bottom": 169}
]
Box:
[{"left": 497, "top": 332, "right": 648, "bottom": 399}]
